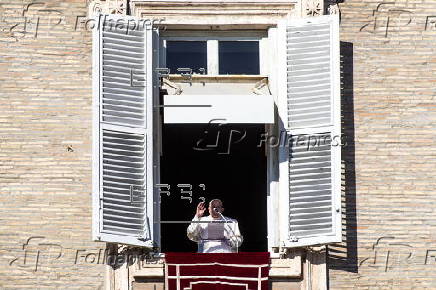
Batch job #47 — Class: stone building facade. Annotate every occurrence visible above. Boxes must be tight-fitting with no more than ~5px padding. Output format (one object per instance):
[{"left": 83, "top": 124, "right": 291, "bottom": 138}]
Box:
[
  {"left": 0, "top": 0, "right": 435, "bottom": 289},
  {"left": 329, "top": 0, "right": 436, "bottom": 288},
  {"left": 1, "top": 0, "right": 105, "bottom": 289}
]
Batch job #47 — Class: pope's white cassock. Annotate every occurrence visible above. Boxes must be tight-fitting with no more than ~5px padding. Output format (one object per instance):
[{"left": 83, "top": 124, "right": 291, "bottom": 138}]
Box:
[{"left": 187, "top": 215, "right": 243, "bottom": 253}]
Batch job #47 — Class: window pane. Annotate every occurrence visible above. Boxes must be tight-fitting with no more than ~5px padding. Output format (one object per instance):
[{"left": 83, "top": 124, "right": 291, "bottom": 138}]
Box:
[
  {"left": 166, "top": 41, "right": 207, "bottom": 74},
  {"left": 219, "top": 41, "right": 260, "bottom": 75}
]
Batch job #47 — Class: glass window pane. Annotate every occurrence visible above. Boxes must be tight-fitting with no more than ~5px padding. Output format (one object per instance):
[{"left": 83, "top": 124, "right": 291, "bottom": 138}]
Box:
[
  {"left": 166, "top": 41, "right": 207, "bottom": 74},
  {"left": 219, "top": 41, "right": 260, "bottom": 75}
]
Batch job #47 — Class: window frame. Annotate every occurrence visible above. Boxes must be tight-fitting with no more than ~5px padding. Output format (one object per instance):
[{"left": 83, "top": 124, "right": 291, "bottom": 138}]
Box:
[
  {"left": 159, "top": 31, "right": 269, "bottom": 75},
  {"left": 91, "top": 13, "right": 342, "bottom": 253},
  {"left": 158, "top": 29, "right": 277, "bottom": 254}
]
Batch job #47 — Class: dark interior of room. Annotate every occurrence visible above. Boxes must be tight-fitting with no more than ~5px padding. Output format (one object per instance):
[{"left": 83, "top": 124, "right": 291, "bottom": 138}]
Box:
[{"left": 160, "top": 123, "right": 267, "bottom": 252}]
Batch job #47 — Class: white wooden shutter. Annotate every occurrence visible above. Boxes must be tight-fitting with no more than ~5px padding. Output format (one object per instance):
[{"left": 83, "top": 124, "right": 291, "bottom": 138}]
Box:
[
  {"left": 92, "top": 14, "right": 158, "bottom": 247},
  {"left": 280, "top": 15, "right": 341, "bottom": 247}
]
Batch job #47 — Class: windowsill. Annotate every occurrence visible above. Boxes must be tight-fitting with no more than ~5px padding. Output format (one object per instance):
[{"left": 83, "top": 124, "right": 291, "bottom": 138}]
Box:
[
  {"left": 167, "top": 74, "right": 268, "bottom": 81},
  {"left": 131, "top": 252, "right": 302, "bottom": 279}
]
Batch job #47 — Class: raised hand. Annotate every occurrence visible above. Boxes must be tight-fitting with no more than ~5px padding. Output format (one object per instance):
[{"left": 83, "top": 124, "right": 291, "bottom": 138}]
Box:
[{"left": 196, "top": 201, "right": 206, "bottom": 218}]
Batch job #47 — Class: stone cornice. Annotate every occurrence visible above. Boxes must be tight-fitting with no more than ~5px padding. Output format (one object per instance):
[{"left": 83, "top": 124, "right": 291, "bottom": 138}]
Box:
[
  {"left": 130, "top": 0, "right": 298, "bottom": 25},
  {"left": 130, "top": 0, "right": 298, "bottom": 4}
]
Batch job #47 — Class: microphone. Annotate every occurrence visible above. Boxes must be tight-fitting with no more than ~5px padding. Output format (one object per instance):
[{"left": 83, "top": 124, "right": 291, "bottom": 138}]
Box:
[{"left": 213, "top": 207, "right": 239, "bottom": 253}]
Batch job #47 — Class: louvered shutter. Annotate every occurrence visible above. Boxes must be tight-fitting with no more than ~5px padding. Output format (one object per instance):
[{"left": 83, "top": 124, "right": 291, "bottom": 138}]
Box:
[
  {"left": 280, "top": 15, "right": 341, "bottom": 247},
  {"left": 92, "top": 14, "right": 158, "bottom": 247}
]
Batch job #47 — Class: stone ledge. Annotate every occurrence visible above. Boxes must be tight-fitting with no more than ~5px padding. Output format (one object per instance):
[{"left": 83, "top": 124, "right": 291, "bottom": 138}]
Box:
[
  {"left": 130, "top": 0, "right": 297, "bottom": 5},
  {"left": 269, "top": 256, "right": 302, "bottom": 278},
  {"left": 131, "top": 261, "right": 165, "bottom": 278},
  {"left": 131, "top": 255, "right": 302, "bottom": 279},
  {"left": 131, "top": 0, "right": 297, "bottom": 25}
]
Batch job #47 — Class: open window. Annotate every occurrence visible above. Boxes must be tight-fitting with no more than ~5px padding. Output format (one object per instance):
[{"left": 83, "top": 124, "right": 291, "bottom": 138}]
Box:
[
  {"left": 278, "top": 15, "right": 342, "bottom": 247},
  {"left": 91, "top": 14, "right": 160, "bottom": 247},
  {"left": 157, "top": 31, "right": 274, "bottom": 253},
  {"left": 91, "top": 13, "right": 342, "bottom": 251}
]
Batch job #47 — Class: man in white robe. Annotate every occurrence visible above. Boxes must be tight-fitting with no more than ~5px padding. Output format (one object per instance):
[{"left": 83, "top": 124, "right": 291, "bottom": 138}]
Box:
[{"left": 187, "top": 199, "right": 243, "bottom": 253}]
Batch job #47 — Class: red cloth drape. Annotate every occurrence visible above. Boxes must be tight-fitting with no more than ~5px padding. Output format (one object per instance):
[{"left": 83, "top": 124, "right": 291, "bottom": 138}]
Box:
[{"left": 165, "top": 252, "right": 270, "bottom": 290}]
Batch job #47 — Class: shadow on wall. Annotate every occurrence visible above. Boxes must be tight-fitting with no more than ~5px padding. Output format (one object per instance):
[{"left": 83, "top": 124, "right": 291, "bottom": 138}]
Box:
[{"left": 327, "top": 41, "right": 358, "bottom": 274}]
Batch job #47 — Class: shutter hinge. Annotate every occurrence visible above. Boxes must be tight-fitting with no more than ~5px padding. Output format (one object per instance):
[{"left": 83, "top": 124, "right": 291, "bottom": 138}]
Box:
[{"left": 137, "top": 237, "right": 154, "bottom": 248}]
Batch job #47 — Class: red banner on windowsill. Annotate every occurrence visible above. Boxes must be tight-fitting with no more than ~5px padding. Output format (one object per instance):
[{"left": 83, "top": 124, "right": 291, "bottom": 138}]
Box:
[{"left": 165, "top": 252, "right": 270, "bottom": 290}]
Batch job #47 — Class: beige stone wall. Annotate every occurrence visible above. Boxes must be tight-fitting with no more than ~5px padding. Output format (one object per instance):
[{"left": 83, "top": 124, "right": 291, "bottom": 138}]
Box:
[
  {"left": 0, "top": 0, "right": 105, "bottom": 288},
  {"left": 328, "top": 0, "right": 436, "bottom": 288},
  {"left": 1, "top": 0, "right": 436, "bottom": 289}
]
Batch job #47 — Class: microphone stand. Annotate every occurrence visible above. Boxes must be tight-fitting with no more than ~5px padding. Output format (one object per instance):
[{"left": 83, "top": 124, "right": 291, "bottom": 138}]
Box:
[{"left": 214, "top": 208, "right": 239, "bottom": 253}]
